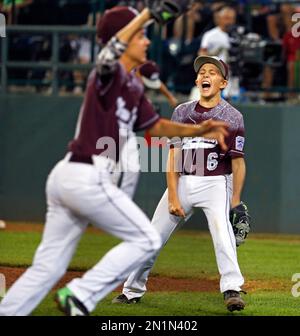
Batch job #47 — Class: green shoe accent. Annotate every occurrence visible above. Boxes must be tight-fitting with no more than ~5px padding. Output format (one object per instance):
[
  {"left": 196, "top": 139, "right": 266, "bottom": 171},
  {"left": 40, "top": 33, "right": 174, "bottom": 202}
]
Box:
[
  {"left": 55, "top": 287, "right": 89, "bottom": 316},
  {"left": 162, "top": 11, "right": 173, "bottom": 21},
  {"left": 56, "top": 287, "right": 73, "bottom": 306}
]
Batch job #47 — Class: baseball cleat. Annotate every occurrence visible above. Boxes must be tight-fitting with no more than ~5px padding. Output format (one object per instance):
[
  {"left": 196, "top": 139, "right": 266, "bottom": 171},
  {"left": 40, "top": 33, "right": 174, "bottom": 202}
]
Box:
[
  {"left": 112, "top": 293, "right": 141, "bottom": 304},
  {"left": 55, "top": 287, "right": 89, "bottom": 316},
  {"left": 223, "top": 290, "right": 245, "bottom": 312}
]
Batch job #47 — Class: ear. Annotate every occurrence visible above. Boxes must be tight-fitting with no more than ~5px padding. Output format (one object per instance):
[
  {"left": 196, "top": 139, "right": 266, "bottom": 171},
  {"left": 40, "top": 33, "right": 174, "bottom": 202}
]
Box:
[
  {"left": 220, "top": 79, "right": 228, "bottom": 90},
  {"left": 195, "top": 78, "right": 199, "bottom": 87}
]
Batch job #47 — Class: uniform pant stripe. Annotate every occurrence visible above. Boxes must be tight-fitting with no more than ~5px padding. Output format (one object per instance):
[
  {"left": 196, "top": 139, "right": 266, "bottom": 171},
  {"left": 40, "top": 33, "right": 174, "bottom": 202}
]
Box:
[{"left": 224, "top": 175, "right": 236, "bottom": 253}]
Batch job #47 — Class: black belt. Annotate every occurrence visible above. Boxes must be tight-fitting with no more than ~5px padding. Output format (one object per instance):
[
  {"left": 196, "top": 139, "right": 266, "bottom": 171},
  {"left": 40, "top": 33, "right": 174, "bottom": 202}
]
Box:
[{"left": 69, "top": 153, "right": 93, "bottom": 165}]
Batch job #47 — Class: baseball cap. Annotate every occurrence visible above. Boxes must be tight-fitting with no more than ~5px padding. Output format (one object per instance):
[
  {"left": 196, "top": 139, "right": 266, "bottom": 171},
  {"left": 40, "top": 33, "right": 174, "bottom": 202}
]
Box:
[
  {"left": 96, "top": 6, "right": 139, "bottom": 45},
  {"left": 194, "top": 56, "right": 229, "bottom": 80},
  {"left": 139, "top": 61, "right": 162, "bottom": 90}
]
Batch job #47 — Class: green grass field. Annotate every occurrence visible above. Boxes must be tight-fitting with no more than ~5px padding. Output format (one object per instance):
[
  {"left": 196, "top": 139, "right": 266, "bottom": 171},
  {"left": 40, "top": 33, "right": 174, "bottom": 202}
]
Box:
[{"left": 1, "top": 225, "right": 300, "bottom": 316}]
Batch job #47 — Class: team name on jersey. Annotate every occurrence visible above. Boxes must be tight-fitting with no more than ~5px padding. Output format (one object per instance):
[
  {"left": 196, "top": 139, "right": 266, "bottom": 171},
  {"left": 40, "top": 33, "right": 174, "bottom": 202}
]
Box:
[
  {"left": 116, "top": 97, "right": 138, "bottom": 137},
  {"left": 181, "top": 137, "right": 218, "bottom": 150}
]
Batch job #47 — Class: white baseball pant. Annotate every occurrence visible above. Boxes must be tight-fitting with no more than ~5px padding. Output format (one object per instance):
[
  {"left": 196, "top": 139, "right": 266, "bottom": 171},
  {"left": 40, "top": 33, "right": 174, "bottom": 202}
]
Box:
[
  {"left": 0, "top": 154, "right": 161, "bottom": 316},
  {"left": 112, "top": 135, "right": 140, "bottom": 199},
  {"left": 122, "top": 174, "right": 244, "bottom": 300}
]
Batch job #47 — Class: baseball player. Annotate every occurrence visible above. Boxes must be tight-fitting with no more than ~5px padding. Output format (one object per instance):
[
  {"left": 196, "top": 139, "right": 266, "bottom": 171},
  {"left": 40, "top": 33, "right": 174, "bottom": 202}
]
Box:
[
  {"left": 137, "top": 60, "right": 179, "bottom": 109},
  {"left": 113, "top": 55, "right": 248, "bottom": 312},
  {"left": 115, "top": 60, "right": 179, "bottom": 199},
  {"left": 0, "top": 4, "right": 229, "bottom": 316}
]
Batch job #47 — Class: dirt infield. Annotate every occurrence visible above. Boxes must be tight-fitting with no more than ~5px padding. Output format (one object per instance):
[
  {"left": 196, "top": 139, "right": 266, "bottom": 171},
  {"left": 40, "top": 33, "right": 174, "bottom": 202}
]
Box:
[
  {"left": 0, "top": 266, "right": 218, "bottom": 292},
  {"left": 1, "top": 223, "right": 218, "bottom": 292},
  {"left": 0, "top": 266, "right": 288, "bottom": 293}
]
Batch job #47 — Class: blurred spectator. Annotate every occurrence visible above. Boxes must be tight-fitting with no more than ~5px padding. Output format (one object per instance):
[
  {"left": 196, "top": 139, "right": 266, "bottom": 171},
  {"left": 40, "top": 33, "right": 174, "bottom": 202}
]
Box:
[
  {"left": 0, "top": 0, "right": 32, "bottom": 24},
  {"left": 199, "top": 6, "right": 236, "bottom": 62},
  {"left": 173, "top": 1, "right": 208, "bottom": 45},
  {"left": 194, "top": 5, "right": 239, "bottom": 100},
  {"left": 75, "top": 31, "right": 99, "bottom": 91},
  {"left": 137, "top": 60, "right": 178, "bottom": 108},
  {"left": 282, "top": 6, "right": 300, "bottom": 103},
  {"left": 173, "top": 1, "right": 228, "bottom": 43},
  {"left": 163, "top": 1, "right": 218, "bottom": 94},
  {"left": 72, "top": 20, "right": 99, "bottom": 94},
  {"left": 250, "top": 3, "right": 287, "bottom": 101},
  {"left": 2, "top": 0, "right": 299, "bottom": 100}
]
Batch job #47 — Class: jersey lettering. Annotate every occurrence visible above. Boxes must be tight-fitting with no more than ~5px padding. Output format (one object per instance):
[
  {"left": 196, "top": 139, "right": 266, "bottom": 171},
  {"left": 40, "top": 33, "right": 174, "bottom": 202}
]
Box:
[
  {"left": 207, "top": 152, "right": 219, "bottom": 171},
  {"left": 115, "top": 97, "right": 138, "bottom": 137}
]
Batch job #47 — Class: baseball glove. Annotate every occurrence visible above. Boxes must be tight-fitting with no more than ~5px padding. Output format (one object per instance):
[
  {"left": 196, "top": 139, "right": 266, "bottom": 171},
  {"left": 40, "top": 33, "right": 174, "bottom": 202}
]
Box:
[
  {"left": 229, "top": 202, "right": 251, "bottom": 247},
  {"left": 147, "top": 0, "right": 190, "bottom": 25}
]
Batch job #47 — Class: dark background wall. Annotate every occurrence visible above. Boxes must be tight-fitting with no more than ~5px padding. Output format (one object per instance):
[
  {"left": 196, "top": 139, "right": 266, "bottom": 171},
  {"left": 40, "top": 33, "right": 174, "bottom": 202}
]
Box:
[{"left": 0, "top": 95, "right": 299, "bottom": 233}]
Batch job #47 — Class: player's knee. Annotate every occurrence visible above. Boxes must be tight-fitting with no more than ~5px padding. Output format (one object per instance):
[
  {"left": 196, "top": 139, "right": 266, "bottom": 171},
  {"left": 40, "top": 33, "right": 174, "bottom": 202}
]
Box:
[
  {"left": 135, "top": 228, "right": 162, "bottom": 253},
  {"left": 147, "top": 229, "right": 162, "bottom": 252}
]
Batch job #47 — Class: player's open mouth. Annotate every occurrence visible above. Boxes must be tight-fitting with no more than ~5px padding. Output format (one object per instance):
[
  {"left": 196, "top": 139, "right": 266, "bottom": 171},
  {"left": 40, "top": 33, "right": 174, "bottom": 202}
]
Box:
[{"left": 201, "top": 81, "right": 211, "bottom": 90}]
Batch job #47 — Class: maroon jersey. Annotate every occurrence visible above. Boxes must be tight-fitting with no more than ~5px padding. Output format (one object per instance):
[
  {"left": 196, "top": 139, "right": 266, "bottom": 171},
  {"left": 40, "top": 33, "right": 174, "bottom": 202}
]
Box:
[
  {"left": 170, "top": 99, "right": 245, "bottom": 176},
  {"left": 69, "top": 38, "right": 159, "bottom": 162}
]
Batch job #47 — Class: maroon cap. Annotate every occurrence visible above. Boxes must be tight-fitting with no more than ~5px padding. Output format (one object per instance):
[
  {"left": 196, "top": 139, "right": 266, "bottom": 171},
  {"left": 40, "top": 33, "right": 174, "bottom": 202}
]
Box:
[
  {"left": 138, "top": 61, "right": 162, "bottom": 89},
  {"left": 194, "top": 56, "right": 229, "bottom": 80},
  {"left": 96, "top": 6, "right": 138, "bottom": 45}
]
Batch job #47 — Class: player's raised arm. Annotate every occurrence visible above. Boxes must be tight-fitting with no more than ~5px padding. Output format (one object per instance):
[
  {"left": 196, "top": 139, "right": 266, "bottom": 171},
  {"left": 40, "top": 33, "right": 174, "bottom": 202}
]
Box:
[
  {"left": 96, "top": 8, "right": 152, "bottom": 77},
  {"left": 148, "top": 118, "right": 229, "bottom": 151},
  {"left": 115, "top": 8, "right": 152, "bottom": 45},
  {"left": 96, "top": 1, "right": 188, "bottom": 77}
]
